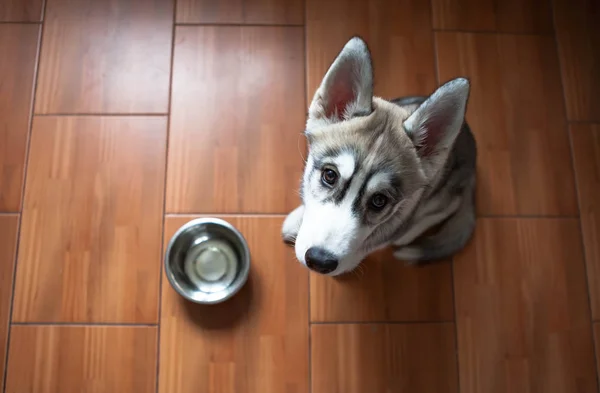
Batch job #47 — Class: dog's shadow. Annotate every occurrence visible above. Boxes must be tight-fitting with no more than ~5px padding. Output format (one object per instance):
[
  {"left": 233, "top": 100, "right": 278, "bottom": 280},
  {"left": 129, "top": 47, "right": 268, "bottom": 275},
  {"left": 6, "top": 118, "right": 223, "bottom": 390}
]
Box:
[{"left": 181, "top": 273, "right": 257, "bottom": 330}]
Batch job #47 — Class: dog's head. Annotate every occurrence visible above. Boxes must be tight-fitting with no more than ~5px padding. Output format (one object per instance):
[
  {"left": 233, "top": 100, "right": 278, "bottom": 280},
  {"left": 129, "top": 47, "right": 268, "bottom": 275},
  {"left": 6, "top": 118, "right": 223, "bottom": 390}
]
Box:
[{"left": 293, "top": 37, "right": 470, "bottom": 276}]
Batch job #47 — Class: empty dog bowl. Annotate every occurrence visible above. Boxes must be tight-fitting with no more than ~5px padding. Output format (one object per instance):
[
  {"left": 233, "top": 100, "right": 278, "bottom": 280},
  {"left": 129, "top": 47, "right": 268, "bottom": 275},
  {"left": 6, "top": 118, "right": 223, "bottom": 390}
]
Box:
[{"left": 165, "top": 218, "right": 251, "bottom": 304}]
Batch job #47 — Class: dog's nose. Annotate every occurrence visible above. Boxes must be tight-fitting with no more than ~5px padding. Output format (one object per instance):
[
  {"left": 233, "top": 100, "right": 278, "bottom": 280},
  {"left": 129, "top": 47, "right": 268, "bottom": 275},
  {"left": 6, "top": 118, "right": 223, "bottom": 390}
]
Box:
[{"left": 305, "top": 247, "right": 338, "bottom": 274}]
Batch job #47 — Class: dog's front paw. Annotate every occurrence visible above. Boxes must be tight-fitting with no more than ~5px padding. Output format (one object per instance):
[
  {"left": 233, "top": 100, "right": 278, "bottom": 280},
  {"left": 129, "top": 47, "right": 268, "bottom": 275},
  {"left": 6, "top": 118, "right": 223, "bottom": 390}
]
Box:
[{"left": 281, "top": 205, "right": 304, "bottom": 246}]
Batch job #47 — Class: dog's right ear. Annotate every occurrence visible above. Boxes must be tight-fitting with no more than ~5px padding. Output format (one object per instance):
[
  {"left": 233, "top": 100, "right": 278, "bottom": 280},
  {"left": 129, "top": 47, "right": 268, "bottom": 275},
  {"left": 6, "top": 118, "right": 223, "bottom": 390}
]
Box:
[
  {"left": 307, "top": 37, "right": 374, "bottom": 130},
  {"left": 403, "top": 78, "right": 470, "bottom": 179}
]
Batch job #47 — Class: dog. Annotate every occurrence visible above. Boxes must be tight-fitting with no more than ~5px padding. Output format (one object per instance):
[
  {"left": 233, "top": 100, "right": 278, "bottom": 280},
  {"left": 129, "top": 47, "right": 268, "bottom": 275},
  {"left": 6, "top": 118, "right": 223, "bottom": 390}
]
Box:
[{"left": 281, "top": 36, "right": 477, "bottom": 276}]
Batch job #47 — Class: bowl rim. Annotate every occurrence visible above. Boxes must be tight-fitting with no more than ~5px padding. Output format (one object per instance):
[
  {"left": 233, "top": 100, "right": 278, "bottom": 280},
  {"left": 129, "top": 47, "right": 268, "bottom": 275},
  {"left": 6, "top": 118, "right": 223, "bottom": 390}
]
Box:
[{"left": 164, "top": 217, "right": 251, "bottom": 305}]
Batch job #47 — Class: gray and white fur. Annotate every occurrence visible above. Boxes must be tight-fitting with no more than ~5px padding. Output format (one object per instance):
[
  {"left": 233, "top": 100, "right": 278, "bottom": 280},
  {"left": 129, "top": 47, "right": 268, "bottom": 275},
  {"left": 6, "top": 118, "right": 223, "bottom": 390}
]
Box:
[{"left": 282, "top": 37, "right": 477, "bottom": 276}]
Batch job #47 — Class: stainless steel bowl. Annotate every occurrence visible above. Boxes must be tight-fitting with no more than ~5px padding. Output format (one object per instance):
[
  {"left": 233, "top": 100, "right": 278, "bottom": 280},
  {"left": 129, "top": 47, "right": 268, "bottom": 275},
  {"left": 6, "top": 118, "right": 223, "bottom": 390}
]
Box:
[{"left": 165, "top": 218, "right": 251, "bottom": 304}]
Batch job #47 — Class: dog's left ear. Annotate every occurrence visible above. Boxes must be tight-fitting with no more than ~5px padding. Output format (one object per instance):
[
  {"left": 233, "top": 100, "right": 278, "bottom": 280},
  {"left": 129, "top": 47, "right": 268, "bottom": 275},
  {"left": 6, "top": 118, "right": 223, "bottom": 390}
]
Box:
[
  {"left": 307, "top": 37, "right": 374, "bottom": 129},
  {"left": 403, "top": 78, "right": 470, "bottom": 178}
]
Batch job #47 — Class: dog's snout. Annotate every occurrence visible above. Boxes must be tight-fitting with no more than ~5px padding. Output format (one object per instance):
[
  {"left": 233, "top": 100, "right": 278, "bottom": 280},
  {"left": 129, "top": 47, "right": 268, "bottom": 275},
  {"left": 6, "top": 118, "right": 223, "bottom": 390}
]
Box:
[{"left": 305, "top": 247, "right": 338, "bottom": 274}]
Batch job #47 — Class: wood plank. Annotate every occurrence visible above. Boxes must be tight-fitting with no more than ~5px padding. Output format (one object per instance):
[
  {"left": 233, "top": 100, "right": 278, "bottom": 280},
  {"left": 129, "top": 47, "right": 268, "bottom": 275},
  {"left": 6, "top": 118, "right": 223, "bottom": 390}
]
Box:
[
  {"left": 13, "top": 116, "right": 166, "bottom": 323},
  {"left": 166, "top": 27, "right": 305, "bottom": 213},
  {"left": 0, "top": 215, "right": 19, "bottom": 390},
  {"left": 311, "top": 323, "right": 458, "bottom": 393},
  {"left": 306, "top": 0, "right": 437, "bottom": 105},
  {"left": 0, "top": 0, "right": 43, "bottom": 21},
  {"left": 436, "top": 33, "right": 578, "bottom": 216},
  {"left": 594, "top": 322, "right": 600, "bottom": 380},
  {"left": 454, "top": 218, "right": 598, "bottom": 393},
  {"left": 431, "top": 0, "right": 553, "bottom": 32},
  {"left": 570, "top": 124, "right": 600, "bottom": 319},
  {"left": 159, "top": 215, "right": 308, "bottom": 393},
  {"left": 310, "top": 249, "right": 454, "bottom": 322},
  {"left": 0, "top": 24, "right": 39, "bottom": 212},
  {"left": 34, "top": 0, "right": 173, "bottom": 114},
  {"left": 176, "top": 0, "right": 303, "bottom": 24},
  {"left": 554, "top": 0, "right": 600, "bottom": 121},
  {"left": 5, "top": 326, "right": 157, "bottom": 393}
]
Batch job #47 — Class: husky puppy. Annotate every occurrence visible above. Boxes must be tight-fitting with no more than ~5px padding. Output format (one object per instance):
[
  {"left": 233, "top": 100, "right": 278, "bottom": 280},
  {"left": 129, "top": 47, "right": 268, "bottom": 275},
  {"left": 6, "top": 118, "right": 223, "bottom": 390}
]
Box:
[{"left": 282, "top": 37, "right": 477, "bottom": 276}]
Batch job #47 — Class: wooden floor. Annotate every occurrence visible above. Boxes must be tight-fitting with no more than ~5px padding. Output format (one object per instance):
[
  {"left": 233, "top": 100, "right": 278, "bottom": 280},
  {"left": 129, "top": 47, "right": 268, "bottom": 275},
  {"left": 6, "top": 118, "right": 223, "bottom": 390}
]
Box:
[{"left": 1, "top": 0, "right": 599, "bottom": 392}]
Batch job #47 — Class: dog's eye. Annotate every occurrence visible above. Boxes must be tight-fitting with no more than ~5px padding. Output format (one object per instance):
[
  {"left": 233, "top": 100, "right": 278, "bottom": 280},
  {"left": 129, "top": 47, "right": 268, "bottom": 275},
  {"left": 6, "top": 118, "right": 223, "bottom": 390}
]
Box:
[
  {"left": 370, "top": 193, "right": 388, "bottom": 210},
  {"left": 321, "top": 168, "right": 338, "bottom": 186}
]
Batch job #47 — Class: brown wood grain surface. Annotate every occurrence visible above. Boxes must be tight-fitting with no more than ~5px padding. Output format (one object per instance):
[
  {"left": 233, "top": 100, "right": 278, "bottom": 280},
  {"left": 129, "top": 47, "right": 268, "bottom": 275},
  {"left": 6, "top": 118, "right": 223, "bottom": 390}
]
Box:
[
  {"left": 12, "top": 116, "right": 166, "bottom": 323},
  {"left": 554, "top": 0, "right": 600, "bottom": 121},
  {"left": 431, "top": 0, "right": 553, "bottom": 32},
  {"left": 306, "top": 0, "right": 437, "bottom": 105},
  {"left": 0, "top": 24, "right": 39, "bottom": 212},
  {"left": 311, "top": 323, "right": 458, "bottom": 393},
  {"left": 0, "top": 0, "right": 599, "bottom": 391},
  {"left": 594, "top": 322, "right": 600, "bottom": 379},
  {"left": 166, "top": 26, "right": 305, "bottom": 214},
  {"left": 176, "top": 0, "right": 303, "bottom": 24},
  {"left": 570, "top": 124, "right": 600, "bottom": 320},
  {"left": 5, "top": 326, "right": 157, "bottom": 393},
  {"left": 454, "top": 218, "right": 598, "bottom": 393},
  {"left": 34, "top": 0, "right": 173, "bottom": 114},
  {"left": 0, "top": 0, "right": 43, "bottom": 21},
  {"left": 436, "top": 32, "right": 578, "bottom": 216},
  {"left": 159, "top": 215, "right": 308, "bottom": 393},
  {"left": 310, "top": 248, "right": 454, "bottom": 322},
  {"left": 0, "top": 214, "right": 19, "bottom": 390}
]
